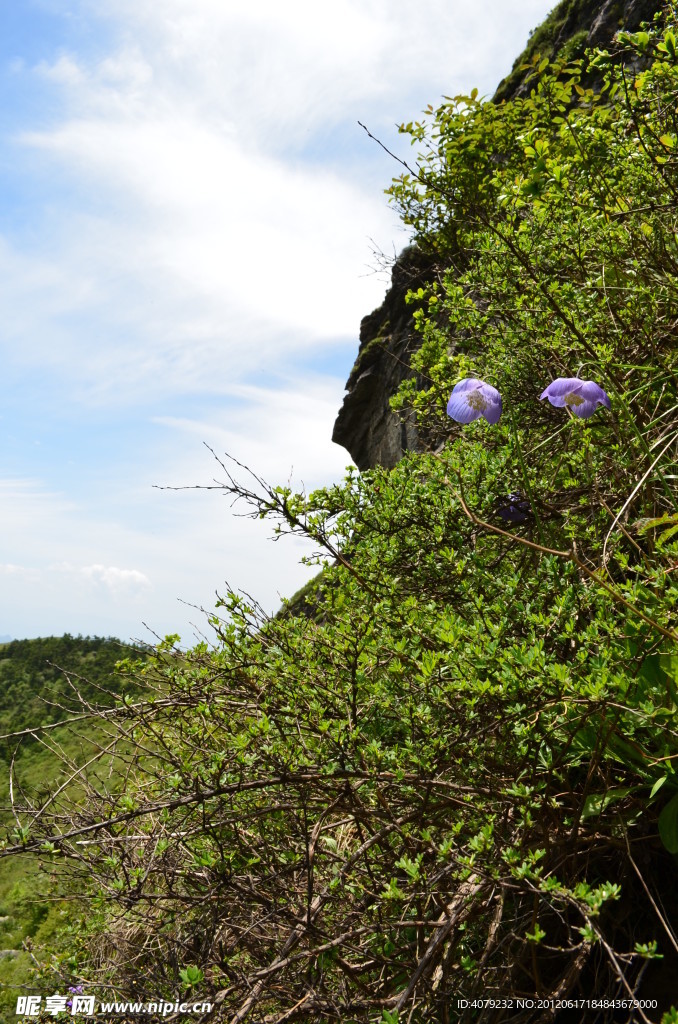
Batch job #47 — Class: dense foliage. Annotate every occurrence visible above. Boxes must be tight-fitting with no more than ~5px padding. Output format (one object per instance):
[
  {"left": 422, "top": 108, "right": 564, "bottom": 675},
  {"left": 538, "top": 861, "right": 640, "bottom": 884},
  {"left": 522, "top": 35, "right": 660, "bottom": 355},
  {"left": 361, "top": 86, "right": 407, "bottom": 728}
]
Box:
[
  {"left": 0, "top": 635, "right": 143, "bottom": 756},
  {"left": 4, "top": 12, "right": 678, "bottom": 1023}
]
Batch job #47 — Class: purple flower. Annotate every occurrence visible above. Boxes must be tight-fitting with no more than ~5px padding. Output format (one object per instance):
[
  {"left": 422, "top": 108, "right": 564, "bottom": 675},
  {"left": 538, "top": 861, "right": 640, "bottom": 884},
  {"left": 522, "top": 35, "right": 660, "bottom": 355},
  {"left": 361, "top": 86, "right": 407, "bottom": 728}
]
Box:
[
  {"left": 539, "top": 377, "right": 611, "bottom": 418},
  {"left": 447, "top": 378, "right": 502, "bottom": 425},
  {"left": 66, "top": 986, "right": 84, "bottom": 1010},
  {"left": 497, "top": 493, "right": 530, "bottom": 523}
]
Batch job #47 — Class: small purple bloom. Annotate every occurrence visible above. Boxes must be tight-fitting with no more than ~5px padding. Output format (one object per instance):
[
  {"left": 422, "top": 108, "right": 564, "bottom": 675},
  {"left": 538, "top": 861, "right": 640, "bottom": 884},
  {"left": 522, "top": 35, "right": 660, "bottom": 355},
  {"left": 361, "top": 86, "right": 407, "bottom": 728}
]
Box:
[
  {"left": 539, "top": 377, "right": 611, "bottom": 418},
  {"left": 447, "top": 378, "right": 502, "bottom": 425},
  {"left": 497, "top": 493, "right": 531, "bottom": 523},
  {"left": 67, "top": 986, "right": 84, "bottom": 1010}
]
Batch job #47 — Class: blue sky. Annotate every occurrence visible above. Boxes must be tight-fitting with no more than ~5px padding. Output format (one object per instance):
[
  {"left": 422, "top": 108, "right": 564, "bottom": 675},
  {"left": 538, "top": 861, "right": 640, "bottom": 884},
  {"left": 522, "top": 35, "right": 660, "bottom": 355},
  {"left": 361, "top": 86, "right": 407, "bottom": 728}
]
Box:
[{"left": 0, "top": 0, "right": 555, "bottom": 645}]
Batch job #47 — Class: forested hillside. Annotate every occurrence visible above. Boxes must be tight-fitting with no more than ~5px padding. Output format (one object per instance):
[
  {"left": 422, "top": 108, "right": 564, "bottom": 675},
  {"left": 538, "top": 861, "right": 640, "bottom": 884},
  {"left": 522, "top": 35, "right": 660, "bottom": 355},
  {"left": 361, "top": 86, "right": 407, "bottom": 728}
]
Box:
[
  {"left": 0, "top": 635, "right": 142, "bottom": 746},
  {"left": 0, "top": 636, "right": 145, "bottom": 1023},
  {"left": 3, "top": 6, "right": 678, "bottom": 1024}
]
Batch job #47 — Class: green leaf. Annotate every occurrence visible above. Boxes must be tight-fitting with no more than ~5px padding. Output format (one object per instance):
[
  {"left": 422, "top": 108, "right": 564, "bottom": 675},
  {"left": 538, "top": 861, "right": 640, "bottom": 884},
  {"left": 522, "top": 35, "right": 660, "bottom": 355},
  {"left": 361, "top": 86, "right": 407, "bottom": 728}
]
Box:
[
  {"left": 650, "top": 776, "right": 668, "bottom": 799},
  {"left": 582, "top": 787, "right": 634, "bottom": 820},
  {"left": 637, "top": 512, "right": 678, "bottom": 533},
  {"left": 179, "top": 966, "right": 204, "bottom": 988},
  {"left": 658, "top": 793, "right": 678, "bottom": 853},
  {"left": 578, "top": 924, "right": 599, "bottom": 943},
  {"left": 660, "top": 654, "right": 678, "bottom": 688},
  {"left": 525, "top": 923, "right": 546, "bottom": 943},
  {"left": 634, "top": 939, "right": 663, "bottom": 959}
]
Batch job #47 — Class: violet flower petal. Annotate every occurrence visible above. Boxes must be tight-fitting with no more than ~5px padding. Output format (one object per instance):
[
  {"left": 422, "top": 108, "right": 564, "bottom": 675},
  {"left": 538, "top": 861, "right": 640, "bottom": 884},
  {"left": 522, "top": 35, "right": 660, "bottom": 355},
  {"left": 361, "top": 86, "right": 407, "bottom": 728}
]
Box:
[
  {"left": 451, "top": 377, "right": 486, "bottom": 394},
  {"left": 540, "top": 377, "right": 610, "bottom": 418},
  {"left": 498, "top": 503, "right": 530, "bottom": 523},
  {"left": 539, "top": 377, "right": 582, "bottom": 405},
  {"left": 447, "top": 378, "right": 502, "bottom": 424},
  {"left": 497, "top": 493, "right": 530, "bottom": 523},
  {"left": 447, "top": 390, "right": 486, "bottom": 423},
  {"left": 478, "top": 384, "right": 502, "bottom": 424},
  {"left": 577, "top": 380, "right": 611, "bottom": 409},
  {"left": 569, "top": 397, "right": 599, "bottom": 418}
]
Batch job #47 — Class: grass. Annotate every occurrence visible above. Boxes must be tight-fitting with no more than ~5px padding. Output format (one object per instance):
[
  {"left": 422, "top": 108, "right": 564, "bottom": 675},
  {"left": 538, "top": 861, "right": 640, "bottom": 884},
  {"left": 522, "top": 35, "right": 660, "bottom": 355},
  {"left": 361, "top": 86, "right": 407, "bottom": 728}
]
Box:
[{"left": 0, "top": 637, "right": 147, "bottom": 1020}]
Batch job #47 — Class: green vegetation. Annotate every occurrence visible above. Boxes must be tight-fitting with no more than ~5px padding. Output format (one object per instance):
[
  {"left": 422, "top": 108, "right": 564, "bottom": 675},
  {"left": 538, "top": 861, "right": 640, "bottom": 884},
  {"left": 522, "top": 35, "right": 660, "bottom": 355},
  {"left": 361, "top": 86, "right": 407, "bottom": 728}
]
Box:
[
  {"left": 5, "top": 13, "right": 678, "bottom": 1023},
  {"left": 0, "top": 635, "right": 143, "bottom": 749},
  {"left": 557, "top": 27, "right": 590, "bottom": 64},
  {"left": 494, "top": 0, "right": 619, "bottom": 100},
  {"left": 0, "top": 637, "right": 145, "bottom": 1022}
]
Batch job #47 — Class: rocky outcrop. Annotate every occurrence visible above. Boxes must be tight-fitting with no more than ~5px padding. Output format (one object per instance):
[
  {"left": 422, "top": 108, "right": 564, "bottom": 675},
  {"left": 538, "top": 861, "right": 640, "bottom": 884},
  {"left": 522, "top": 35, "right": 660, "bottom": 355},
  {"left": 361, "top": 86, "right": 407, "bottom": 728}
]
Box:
[
  {"left": 591, "top": 0, "right": 659, "bottom": 42},
  {"left": 332, "top": 0, "right": 665, "bottom": 470},
  {"left": 332, "top": 247, "right": 436, "bottom": 470},
  {"left": 494, "top": 0, "right": 661, "bottom": 101}
]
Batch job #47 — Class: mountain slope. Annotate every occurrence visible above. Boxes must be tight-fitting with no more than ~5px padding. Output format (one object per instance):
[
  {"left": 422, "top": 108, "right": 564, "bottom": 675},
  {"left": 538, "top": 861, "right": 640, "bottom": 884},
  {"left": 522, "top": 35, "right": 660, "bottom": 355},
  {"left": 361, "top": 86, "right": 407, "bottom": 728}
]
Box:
[{"left": 333, "top": 0, "right": 665, "bottom": 471}]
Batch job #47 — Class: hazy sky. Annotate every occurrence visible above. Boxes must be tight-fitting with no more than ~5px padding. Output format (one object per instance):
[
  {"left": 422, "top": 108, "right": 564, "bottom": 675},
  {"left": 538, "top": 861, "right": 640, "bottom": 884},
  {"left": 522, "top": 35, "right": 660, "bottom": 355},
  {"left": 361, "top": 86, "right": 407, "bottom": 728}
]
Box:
[{"left": 0, "top": 0, "right": 555, "bottom": 645}]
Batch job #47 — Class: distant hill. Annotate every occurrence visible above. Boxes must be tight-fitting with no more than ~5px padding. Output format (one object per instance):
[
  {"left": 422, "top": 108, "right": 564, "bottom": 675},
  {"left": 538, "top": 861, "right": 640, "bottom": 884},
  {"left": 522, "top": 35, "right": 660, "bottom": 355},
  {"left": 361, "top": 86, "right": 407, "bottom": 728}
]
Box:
[
  {"left": 0, "top": 634, "right": 148, "bottom": 1023},
  {"left": 0, "top": 634, "right": 146, "bottom": 752}
]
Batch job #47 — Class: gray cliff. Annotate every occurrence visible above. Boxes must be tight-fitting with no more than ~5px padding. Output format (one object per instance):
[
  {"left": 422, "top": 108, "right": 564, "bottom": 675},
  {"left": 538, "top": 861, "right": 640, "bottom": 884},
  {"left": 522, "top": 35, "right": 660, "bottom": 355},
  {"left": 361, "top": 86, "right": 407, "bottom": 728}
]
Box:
[{"left": 332, "top": 247, "right": 436, "bottom": 470}]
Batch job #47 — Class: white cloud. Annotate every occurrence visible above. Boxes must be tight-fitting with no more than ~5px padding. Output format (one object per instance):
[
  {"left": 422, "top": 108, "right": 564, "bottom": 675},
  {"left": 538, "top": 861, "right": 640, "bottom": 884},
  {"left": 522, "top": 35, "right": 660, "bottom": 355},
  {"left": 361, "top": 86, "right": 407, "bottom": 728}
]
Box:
[
  {"left": 0, "top": 563, "right": 41, "bottom": 583},
  {"left": 77, "top": 563, "right": 151, "bottom": 592},
  {"left": 0, "top": 561, "right": 149, "bottom": 596},
  {"left": 10, "top": 116, "right": 401, "bottom": 403},
  {"left": 75, "top": 0, "right": 553, "bottom": 145},
  {"left": 6, "top": 0, "right": 552, "bottom": 404},
  {"left": 154, "top": 374, "right": 352, "bottom": 484},
  {"left": 36, "top": 54, "right": 87, "bottom": 88}
]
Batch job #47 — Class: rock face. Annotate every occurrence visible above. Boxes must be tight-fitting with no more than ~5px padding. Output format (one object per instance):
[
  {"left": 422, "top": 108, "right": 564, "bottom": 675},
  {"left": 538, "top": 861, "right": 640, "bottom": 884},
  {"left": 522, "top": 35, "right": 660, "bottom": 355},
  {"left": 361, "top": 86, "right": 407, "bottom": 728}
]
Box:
[
  {"left": 589, "top": 0, "right": 660, "bottom": 43},
  {"left": 495, "top": 0, "right": 661, "bottom": 101},
  {"left": 332, "top": 247, "right": 437, "bottom": 470},
  {"left": 332, "top": 0, "right": 664, "bottom": 470}
]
